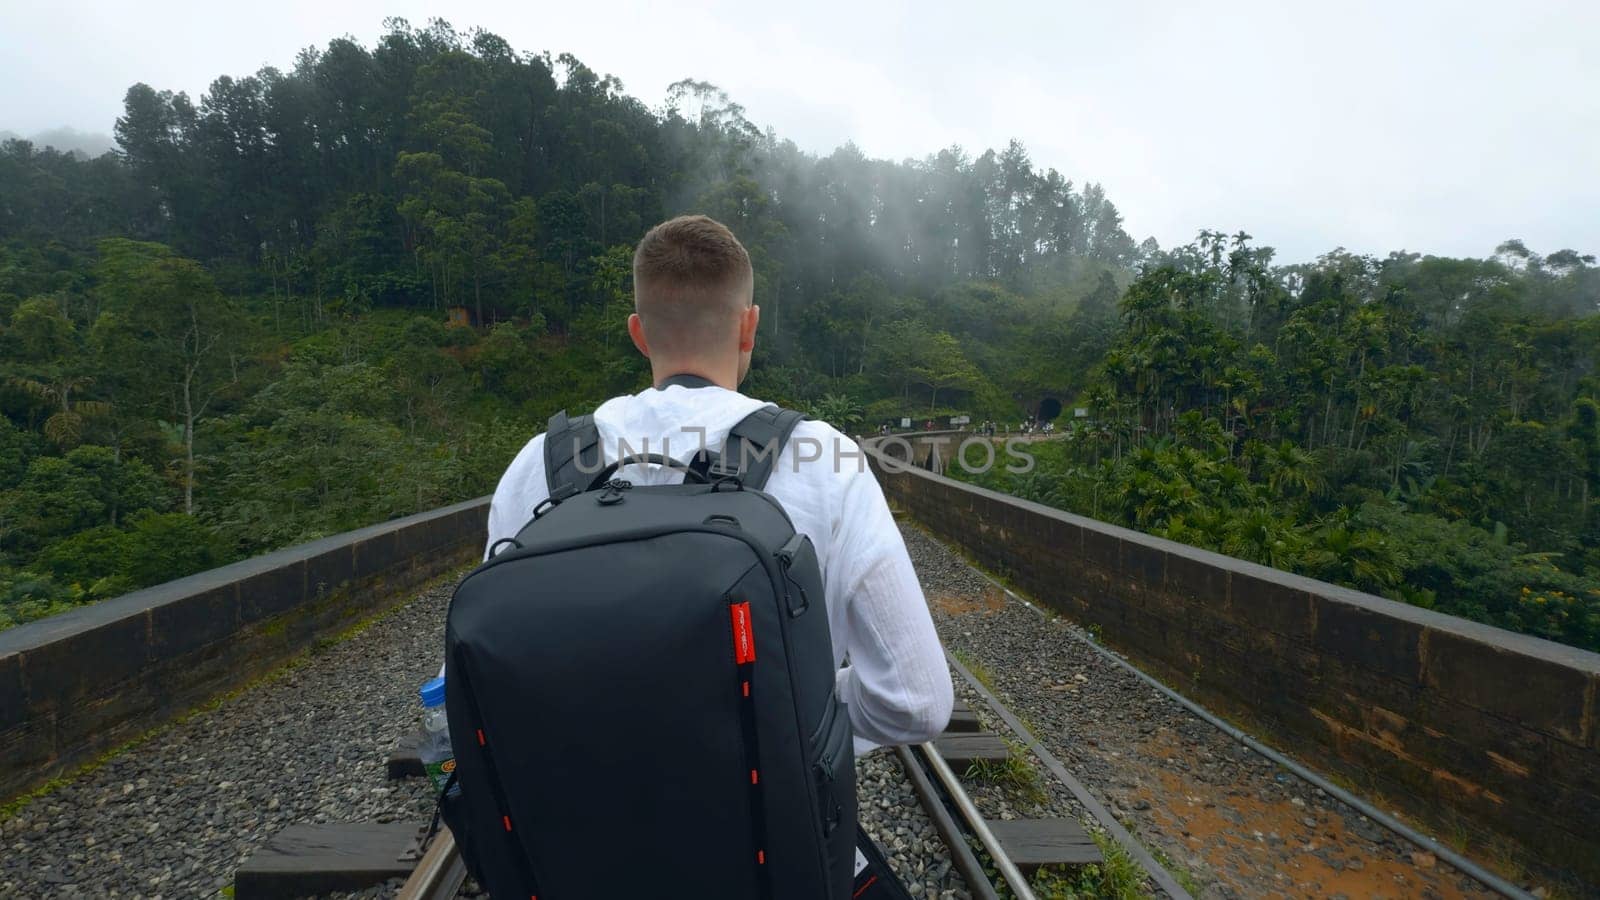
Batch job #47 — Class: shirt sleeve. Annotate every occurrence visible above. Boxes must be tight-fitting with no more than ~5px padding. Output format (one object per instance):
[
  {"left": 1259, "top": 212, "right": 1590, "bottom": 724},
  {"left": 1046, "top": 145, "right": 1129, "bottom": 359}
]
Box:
[
  {"left": 828, "top": 466, "right": 953, "bottom": 754},
  {"left": 483, "top": 433, "right": 547, "bottom": 561},
  {"left": 442, "top": 434, "right": 546, "bottom": 680}
]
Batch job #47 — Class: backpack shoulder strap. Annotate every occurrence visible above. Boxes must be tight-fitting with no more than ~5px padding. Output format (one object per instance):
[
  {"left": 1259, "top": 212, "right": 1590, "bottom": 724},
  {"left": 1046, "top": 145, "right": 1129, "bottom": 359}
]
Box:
[
  {"left": 543, "top": 410, "right": 602, "bottom": 502},
  {"left": 717, "top": 405, "right": 807, "bottom": 491}
]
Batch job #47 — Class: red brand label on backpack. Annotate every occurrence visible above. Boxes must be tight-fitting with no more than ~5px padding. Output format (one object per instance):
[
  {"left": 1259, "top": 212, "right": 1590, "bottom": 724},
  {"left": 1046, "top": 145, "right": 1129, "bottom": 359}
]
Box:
[{"left": 730, "top": 602, "right": 756, "bottom": 664}]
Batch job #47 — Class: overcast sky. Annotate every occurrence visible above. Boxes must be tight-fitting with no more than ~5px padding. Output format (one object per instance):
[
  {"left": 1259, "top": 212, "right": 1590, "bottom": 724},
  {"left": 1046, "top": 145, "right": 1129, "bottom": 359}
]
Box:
[{"left": 2, "top": 0, "right": 1596, "bottom": 264}]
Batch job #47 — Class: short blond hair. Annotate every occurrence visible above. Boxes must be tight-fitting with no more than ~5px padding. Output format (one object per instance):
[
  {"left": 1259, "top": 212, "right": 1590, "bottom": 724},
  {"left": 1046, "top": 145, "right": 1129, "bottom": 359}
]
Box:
[{"left": 632, "top": 215, "right": 753, "bottom": 355}]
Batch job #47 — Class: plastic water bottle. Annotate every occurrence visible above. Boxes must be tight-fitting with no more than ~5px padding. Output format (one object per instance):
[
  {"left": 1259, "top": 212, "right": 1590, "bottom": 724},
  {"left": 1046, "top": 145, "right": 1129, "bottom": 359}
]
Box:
[{"left": 419, "top": 676, "right": 455, "bottom": 793}]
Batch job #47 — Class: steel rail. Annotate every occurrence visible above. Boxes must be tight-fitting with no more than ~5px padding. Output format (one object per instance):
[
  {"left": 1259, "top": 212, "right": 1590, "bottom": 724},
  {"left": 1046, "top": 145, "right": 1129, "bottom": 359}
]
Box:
[
  {"left": 860, "top": 433, "right": 1539, "bottom": 899},
  {"left": 893, "top": 744, "right": 1002, "bottom": 900},
  {"left": 947, "top": 652, "right": 1195, "bottom": 899},
  {"left": 972, "top": 573, "right": 1536, "bottom": 900},
  {"left": 395, "top": 753, "right": 1027, "bottom": 900},
  {"left": 912, "top": 740, "right": 1039, "bottom": 900},
  {"left": 396, "top": 826, "right": 468, "bottom": 900}
]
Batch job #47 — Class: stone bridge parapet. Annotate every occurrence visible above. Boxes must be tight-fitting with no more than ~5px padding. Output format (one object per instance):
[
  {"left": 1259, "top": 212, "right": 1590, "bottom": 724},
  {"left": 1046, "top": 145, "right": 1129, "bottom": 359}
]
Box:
[
  {"left": 867, "top": 433, "right": 1600, "bottom": 881},
  {"left": 0, "top": 497, "right": 490, "bottom": 800}
]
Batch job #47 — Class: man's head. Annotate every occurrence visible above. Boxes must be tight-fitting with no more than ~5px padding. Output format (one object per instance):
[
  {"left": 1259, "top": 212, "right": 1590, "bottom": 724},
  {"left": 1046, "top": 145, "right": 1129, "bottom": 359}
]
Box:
[{"left": 628, "top": 215, "right": 759, "bottom": 389}]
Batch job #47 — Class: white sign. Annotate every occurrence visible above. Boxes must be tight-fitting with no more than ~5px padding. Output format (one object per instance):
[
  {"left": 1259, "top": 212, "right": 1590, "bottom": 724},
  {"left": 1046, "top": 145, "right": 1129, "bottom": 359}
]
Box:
[
  {"left": 1074, "top": 408, "right": 1089, "bottom": 418},
  {"left": 900, "top": 417, "right": 912, "bottom": 428},
  {"left": 949, "top": 415, "right": 970, "bottom": 425}
]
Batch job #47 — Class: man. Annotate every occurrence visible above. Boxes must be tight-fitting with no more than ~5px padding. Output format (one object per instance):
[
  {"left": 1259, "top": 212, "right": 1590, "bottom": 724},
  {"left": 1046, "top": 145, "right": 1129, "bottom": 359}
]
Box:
[{"left": 483, "top": 214, "right": 952, "bottom": 753}]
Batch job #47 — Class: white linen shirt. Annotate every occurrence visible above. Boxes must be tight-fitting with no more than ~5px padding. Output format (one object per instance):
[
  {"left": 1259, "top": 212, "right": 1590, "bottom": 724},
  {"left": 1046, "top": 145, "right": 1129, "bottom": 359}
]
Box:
[{"left": 479, "top": 383, "right": 953, "bottom": 754}]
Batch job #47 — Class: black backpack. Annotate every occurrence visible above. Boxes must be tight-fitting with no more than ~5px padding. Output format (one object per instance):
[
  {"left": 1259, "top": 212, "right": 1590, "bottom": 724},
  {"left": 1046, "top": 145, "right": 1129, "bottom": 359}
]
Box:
[{"left": 443, "top": 398, "right": 856, "bottom": 899}]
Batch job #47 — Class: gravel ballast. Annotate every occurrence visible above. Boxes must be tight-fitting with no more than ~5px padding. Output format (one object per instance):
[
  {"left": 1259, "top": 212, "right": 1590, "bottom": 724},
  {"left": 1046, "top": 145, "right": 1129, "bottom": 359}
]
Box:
[
  {"left": 857, "top": 749, "right": 968, "bottom": 899},
  {"left": 3, "top": 571, "right": 969, "bottom": 899},
  {"left": 6, "top": 511, "right": 1504, "bottom": 900},
  {"left": 899, "top": 517, "right": 1517, "bottom": 900},
  {"left": 1, "top": 579, "right": 457, "bottom": 898}
]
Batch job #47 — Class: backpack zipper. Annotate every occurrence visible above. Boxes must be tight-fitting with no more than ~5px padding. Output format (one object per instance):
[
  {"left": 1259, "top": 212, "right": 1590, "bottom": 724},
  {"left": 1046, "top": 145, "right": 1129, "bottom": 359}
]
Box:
[
  {"left": 815, "top": 736, "right": 846, "bottom": 837},
  {"left": 452, "top": 657, "right": 545, "bottom": 896}
]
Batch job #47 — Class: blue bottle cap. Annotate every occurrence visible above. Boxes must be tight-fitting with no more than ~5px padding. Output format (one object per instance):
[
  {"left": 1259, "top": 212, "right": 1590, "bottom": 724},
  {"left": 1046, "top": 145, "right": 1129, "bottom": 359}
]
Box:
[{"left": 420, "top": 676, "right": 446, "bottom": 707}]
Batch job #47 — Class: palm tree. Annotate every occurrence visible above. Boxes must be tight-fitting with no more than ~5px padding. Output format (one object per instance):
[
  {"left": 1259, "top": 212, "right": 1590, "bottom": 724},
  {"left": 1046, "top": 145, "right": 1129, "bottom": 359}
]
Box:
[
  {"left": 1264, "top": 440, "right": 1325, "bottom": 499},
  {"left": 6, "top": 375, "right": 111, "bottom": 447},
  {"left": 808, "top": 393, "right": 864, "bottom": 432},
  {"left": 1301, "top": 523, "right": 1404, "bottom": 594},
  {"left": 1222, "top": 507, "right": 1305, "bottom": 569}
]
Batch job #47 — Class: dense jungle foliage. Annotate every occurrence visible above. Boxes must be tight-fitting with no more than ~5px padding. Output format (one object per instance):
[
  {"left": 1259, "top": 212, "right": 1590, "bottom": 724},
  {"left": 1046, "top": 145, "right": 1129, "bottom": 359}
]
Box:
[
  {"left": 957, "top": 238, "right": 1600, "bottom": 650},
  {"left": 1, "top": 18, "right": 1596, "bottom": 649}
]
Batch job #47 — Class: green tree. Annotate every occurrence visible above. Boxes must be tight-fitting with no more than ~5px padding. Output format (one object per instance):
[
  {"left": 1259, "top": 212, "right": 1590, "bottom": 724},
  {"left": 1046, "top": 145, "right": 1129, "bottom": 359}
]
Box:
[
  {"left": 909, "top": 332, "right": 984, "bottom": 412},
  {"left": 4, "top": 296, "right": 111, "bottom": 447},
  {"left": 90, "top": 239, "right": 243, "bottom": 514},
  {"left": 808, "top": 393, "right": 864, "bottom": 432},
  {"left": 395, "top": 151, "right": 511, "bottom": 323},
  {"left": 0, "top": 446, "right": 167, "bottom": 556}
]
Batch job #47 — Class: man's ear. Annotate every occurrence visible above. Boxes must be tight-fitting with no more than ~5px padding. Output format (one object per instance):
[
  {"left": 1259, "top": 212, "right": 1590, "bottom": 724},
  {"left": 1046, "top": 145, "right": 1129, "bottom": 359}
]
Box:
[
  {"left": 739, "top": 304, "right": 760, "bottom": 352},
  {"left": 628, "top": 313, "right": 650, "bottom": 358}
]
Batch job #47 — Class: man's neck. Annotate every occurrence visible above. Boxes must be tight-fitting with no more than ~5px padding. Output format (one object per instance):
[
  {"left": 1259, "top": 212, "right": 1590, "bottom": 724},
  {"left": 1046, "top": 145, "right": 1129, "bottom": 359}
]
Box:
[{"left": 651, "top": 363, "right": 737, "bottom": 391}]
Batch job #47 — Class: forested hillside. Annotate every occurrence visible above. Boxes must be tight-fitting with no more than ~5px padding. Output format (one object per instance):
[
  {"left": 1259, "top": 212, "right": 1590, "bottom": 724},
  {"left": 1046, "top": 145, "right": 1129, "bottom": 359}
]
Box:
[
  {"left": 2, "top": 18, "right": 1597, "bottom": 650},
  {"left": 957, "top": 233, "right": 1600, "bottom": 650},
  {"left": 0, "top": 19, "right": 1137, "bottom": 628}
]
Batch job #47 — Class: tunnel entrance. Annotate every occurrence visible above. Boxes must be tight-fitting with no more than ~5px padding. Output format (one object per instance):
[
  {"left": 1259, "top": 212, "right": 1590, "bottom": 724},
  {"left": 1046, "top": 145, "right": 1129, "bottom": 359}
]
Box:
[{"left": 1038, "top": 397, "right": 1063, "bottom": 422}]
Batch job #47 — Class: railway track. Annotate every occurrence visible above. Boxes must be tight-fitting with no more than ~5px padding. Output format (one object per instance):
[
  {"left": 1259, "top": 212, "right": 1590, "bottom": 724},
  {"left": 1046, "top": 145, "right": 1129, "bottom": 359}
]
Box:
[
  {"left": 897, "top": 657, "right": 1195, "bottom": 900},
  {"left": 895, "top": 740, "right": 1037, "bottom": 900},
  {"left": 394, "top": 655, "right": 1194, "bottom": 900},
  {"left": 395, "top": 825, "right": 467, "bottom": 900},
  {"left": 948, "top": 563, "right": 1537, "bottom": 900}
]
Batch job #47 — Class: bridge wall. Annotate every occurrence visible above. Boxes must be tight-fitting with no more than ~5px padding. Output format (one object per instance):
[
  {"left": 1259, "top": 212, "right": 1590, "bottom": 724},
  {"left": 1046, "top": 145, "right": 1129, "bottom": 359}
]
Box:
[
  {"left": 0, "top": 497, "right": 490, "bottom": 801},
  {"left": 869, "top": 439, "right": 1600, "bottom": 879}
]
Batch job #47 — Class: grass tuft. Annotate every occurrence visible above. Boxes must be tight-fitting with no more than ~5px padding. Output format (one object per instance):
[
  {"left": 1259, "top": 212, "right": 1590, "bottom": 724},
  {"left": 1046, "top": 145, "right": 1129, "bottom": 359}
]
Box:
[
  {"left": 1027, "top": 831, "right": 1153, "bottom": 899},
  {"left": 951, "top": 647, "right": 999, "bottom": 692},
  {"left": 964, "top": 736, "right": 1050, "bottom": 807}
]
